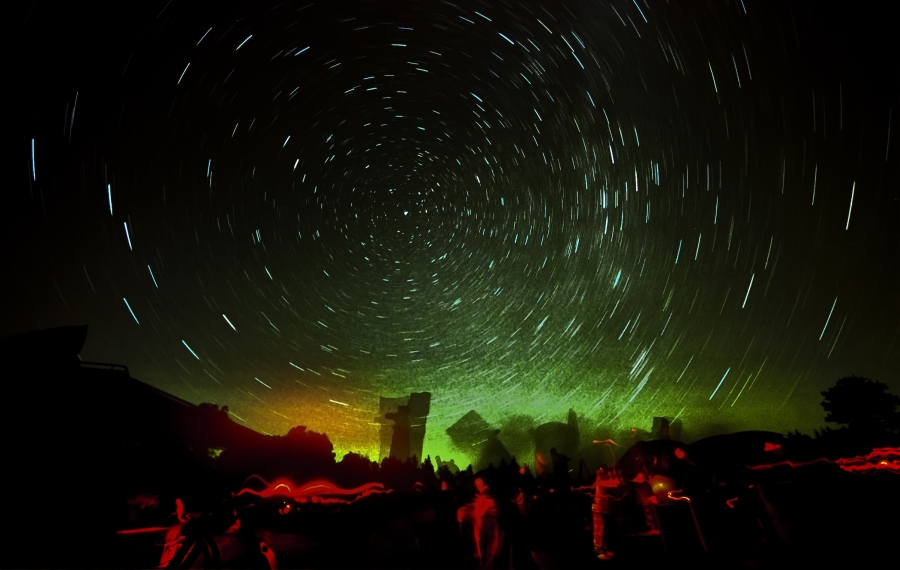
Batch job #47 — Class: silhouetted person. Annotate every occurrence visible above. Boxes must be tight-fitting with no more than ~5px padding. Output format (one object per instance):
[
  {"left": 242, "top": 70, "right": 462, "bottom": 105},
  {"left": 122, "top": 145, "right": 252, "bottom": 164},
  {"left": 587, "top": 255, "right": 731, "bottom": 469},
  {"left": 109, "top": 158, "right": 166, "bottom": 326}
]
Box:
[
  {"left": 386, "top": 405, "right": 411, "bottom": 461},
  {"left": 652, "top": 417, "right": 671, "bottom": 440},
  {"left": 592, "top": 467, "right": 617, "bottom": 560}
]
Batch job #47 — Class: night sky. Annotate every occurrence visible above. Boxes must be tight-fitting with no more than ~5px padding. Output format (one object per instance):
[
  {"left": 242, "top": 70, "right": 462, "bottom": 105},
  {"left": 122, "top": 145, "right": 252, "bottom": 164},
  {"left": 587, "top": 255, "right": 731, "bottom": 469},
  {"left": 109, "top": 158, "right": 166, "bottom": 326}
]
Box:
[{"left": 8, "top": 0, "right": 898, "bottom": 462}]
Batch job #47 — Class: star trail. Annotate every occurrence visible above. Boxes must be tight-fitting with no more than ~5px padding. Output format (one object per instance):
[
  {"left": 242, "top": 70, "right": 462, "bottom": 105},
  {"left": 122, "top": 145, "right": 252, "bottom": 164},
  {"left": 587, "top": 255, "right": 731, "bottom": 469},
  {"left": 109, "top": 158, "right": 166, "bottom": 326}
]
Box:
[{"left": 9, "top": 0, "right": 899, "bottom": 462}]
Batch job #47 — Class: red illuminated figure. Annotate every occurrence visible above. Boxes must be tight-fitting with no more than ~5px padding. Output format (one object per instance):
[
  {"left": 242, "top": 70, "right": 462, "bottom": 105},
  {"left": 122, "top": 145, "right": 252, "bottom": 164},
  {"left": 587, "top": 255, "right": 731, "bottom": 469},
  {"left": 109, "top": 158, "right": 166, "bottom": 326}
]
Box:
[
  {"left": 157, "top": 498, "right": 223, "bottom": 569},
  {"left": 260, "top": 541, "right": 278, "bottom": 570},
  {"left": 629, "top": 471, "right": 659, "bottom": 534},
  {"left": 140, "top": 478, "right": 387, "bottom": 569},
  {"left": 457, "top": 478, "right": 503, "bottom": 569},
  {"left": 592, "top": 467, "right": 618, "bottom": 560}
]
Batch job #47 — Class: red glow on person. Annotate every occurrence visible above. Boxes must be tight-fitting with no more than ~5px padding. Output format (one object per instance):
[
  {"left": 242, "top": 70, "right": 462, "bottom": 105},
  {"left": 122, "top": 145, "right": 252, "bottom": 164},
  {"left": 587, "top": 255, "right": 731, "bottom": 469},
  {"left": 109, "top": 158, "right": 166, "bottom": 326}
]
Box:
[
  {"left": 260, "top": 541, "right": 278, "bottom": 570},
  {"left": 592, "top": 468, "right": 616, "bottom": 560},
  {"left": 514, "top": 490, "right": 526, "bottom": 515},
  {"left": 158, "top": 498, "right": 190, "bottom": 569},
  {"left": 457, "top": 478, "right": 502, "bottom": 569}
]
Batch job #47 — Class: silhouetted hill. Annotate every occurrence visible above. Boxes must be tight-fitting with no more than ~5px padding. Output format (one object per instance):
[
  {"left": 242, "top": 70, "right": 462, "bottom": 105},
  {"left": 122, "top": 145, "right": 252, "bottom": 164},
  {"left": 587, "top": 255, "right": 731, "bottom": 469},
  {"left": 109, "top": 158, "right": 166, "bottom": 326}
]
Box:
[{"left": 0, "top": 326, "right": 272, "bottom": 568}]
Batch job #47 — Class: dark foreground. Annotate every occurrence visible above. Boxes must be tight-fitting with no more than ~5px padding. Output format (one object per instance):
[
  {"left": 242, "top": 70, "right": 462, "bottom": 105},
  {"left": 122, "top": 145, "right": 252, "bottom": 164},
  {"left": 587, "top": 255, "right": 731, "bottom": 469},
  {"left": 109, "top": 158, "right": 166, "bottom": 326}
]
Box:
[{"left": 2, "top": 326, "right": 898, "bottom": 568}]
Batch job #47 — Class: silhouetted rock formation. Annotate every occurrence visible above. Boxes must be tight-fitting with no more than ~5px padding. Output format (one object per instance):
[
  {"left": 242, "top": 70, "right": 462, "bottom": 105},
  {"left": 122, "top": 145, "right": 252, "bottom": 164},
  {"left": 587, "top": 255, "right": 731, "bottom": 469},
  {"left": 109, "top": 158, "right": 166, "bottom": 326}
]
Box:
[
  {"left": 447, "top": 410, "right": 493, "bottom": 449},
  {"left": 376, "top": 396, "right": 408, "bottom": 460},
  {"left": 447, "top": 409, "right": 508, "bottom": 470},
  {"left": 376, "top": 392, "right": 431, "bottom": 464},
  {"left": 407, "top": 392, "right": 432, "bottom": 464},
  {"left": 532, "top": 409, "right": 579, "bottom": 475},
  {"left": 477, "top": 429, "right": 513, "bottom": 471},
  {"left": 386, "top": 405, "right": 412, "bottom": 461}
]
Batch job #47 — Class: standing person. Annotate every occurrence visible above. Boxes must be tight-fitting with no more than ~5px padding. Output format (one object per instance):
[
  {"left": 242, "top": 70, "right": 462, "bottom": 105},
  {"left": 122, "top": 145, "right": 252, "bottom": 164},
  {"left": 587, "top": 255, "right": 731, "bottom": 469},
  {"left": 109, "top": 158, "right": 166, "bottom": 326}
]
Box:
[
  {"left": 592, "top": 468, "right": 616, "bottom": 560},
  {"left": 457, "top": 478, "right": 503, "bottom": 568}
]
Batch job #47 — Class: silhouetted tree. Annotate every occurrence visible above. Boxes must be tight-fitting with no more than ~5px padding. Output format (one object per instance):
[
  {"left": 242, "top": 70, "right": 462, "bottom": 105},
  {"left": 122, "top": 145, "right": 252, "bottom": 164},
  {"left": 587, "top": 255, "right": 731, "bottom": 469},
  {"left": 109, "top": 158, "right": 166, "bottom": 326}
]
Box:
[
  {"left": 340, "top": 451, "right": 378, "bottom": 471},
  {"left": 283, "top": 425, "right": 336, "bottom": 460},
  {"left": 821, "top": 376, "right": 900, "bottom": 433},
  {"left": 420, "top": 455, "right": 437, "bottom": 486},
  {"left": 198, "top": 402, "right": 231, "bottom": 420},
  {"left": 335, "top": 452, "right": 379, "bottom": 487},
  {"left": 194, "top": 403, "right": 233, "bottom": 458},
  {"left": 199, "top": 403, "right": 222, "bottom": 412}
]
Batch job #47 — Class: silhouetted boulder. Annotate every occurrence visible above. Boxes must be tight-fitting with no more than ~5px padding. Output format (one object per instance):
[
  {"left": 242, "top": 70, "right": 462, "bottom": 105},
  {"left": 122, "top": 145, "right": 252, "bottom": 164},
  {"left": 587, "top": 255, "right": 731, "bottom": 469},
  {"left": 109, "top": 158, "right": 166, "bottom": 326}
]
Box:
[
  {"left": 532, "top": 409, "right": 579, "bottom": 475},
  {"left": 476, "top": 429, "right": 513, "bottom": 471},
  {"left": 447, "top": 410, "right": 495, "bottom": 468}
]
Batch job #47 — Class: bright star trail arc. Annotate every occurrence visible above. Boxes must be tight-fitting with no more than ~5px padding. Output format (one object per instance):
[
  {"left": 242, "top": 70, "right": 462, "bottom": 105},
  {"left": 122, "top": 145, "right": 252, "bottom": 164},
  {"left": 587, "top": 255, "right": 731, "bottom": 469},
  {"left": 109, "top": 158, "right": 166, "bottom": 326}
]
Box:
[{"left": 9, "top": 0, "right": 899, "bottom": 463}]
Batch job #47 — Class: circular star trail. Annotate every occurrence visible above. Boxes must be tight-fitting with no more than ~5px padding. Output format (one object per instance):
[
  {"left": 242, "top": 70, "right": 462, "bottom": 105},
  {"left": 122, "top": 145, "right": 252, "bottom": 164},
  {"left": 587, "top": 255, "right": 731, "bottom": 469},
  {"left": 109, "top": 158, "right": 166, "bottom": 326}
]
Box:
[{"left": 9, "top": 0, "right": 899, "bottom": 461}]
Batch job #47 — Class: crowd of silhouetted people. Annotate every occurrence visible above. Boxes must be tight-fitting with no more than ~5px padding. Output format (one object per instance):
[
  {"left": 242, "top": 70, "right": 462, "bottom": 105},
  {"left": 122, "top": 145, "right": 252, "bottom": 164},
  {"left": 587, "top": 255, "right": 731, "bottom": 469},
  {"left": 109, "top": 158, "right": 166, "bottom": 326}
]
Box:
[
  {"left": 2, "top": 326, "right": 898, "bottom": 569},
  {"left": 102, "top": 424, "right": 900, "bottom": 570}
]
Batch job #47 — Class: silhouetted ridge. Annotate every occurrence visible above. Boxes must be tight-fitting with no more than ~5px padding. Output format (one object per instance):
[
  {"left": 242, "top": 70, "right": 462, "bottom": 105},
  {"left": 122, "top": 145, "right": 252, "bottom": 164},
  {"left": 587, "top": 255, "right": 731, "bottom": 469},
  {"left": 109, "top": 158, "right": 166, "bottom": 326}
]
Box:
[{"left": 0, "top": 324, "right": 87, "bottom": 365}]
